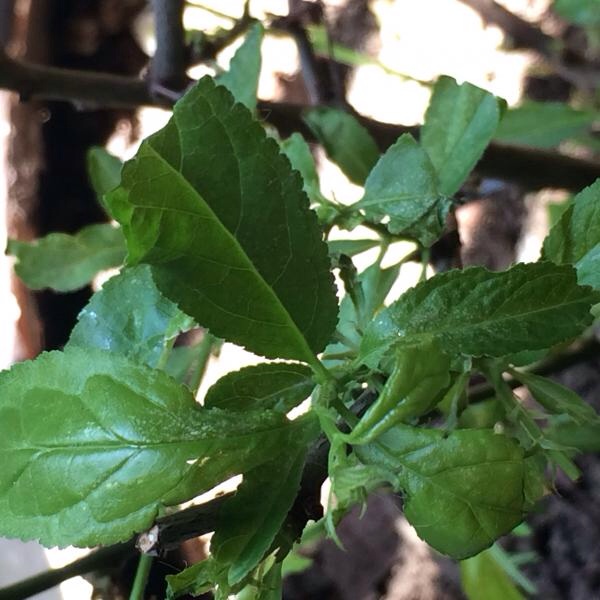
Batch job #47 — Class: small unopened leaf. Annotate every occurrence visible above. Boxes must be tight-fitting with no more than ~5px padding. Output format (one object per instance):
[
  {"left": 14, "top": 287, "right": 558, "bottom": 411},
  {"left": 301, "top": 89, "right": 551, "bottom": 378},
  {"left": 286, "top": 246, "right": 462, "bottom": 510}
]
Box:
[
  {"left": 360, "top": 262, "right": 600, "bottom": 368},
  {"left": 8, "top": 224, "right": 125, "bottom": 292},
  {"left": 512, "top": 370, "right": 598, "bottom": 424},
  {"left": 422, "top": 76, "right": 502, "bottom": 196},
  {"left": 67, "top": 265, "right": 194, "bottom": 368},
  {"left": 217, "top": 22, "right": 263, "bottom": 109},
  {"left": 495, "top": 102, "right": 597, "bottom": 148},
  {"left": 0, "top": 348, "right": 300, "bottom": 547},
  {"left": 355, "top": 134, "right": 451, "bottom": 245},
  {"left": 327, "top": 238, "right": 380, "bottom": 257},
  {"left": 205, "top": 363, "right": 314, "bottom": 412},
  {"left": 349, "top": 341, "right": 451, "bottom": 443},
  {"left": 356, "top": 425, "right": 543, "bottom": 558},
  {"left": 304, "top": 107, "right": 380, "bottom": 184},
  {"left": 543, "top": 179, "right": 600, "bottom": 290},
  {"left": 108, "top": 78, "right": 337, "bottom": 363}
]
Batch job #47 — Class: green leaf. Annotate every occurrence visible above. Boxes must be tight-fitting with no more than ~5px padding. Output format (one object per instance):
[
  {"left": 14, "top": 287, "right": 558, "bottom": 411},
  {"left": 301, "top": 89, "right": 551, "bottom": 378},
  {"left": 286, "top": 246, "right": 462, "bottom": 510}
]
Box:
[
  {"left": 211, "top": 417, "right": 317, "bottom": 584},
  {"left": 304, "top": 107, "right": 380, "bottom": 184},
  {"left": 0, "top": 348, "right": 302, "bottom": 547},
  {"left": 495, "top": 102, "right": 597, "bottom": 148},
  {"left": 329, "top": 260, "right": 401, "bottom": 357},
  {"left": 360, "top": 262, "right": 600, "bottom": 368},
  {"left": 461, "top": 547, "right": 525, "bottom": 600},
  {"left": 67, "top": 265, "right": 194, "bottom": 368},
  {"left": 511, "top": 370, "right": 598, "bottom": 424},
  {"left": 349, "top": 340, "right": 451, "bottom": 444},
  {"left": 327, "top": 238, "right": 380, "bottom": 257},
  {"left": 543, "top": 179, "right": 600, "bottom": 290},
  {"left": 554, "top": 0, "right": 600, "bottom": 25},
  {"left": 87, "top": 147, "right": 123, "bottom": 213},
  {"left": 355, "top": 425, "right": 542, "bottom": 558},
  {"left": 354, "top": 134, "right": 451, "bottom": 246},
  {"left": 204, "top": 363, "right": 314, "bottom": 412},
  {"left": 546, "top": 421, "right": 600, "bottom": 452},
  {"left": 7, "top": 224, "right": 126, "bottom": 292},
  {"left": 108, "top": 77, "right": 338, "bottom": 364},
  {"left": 166, "top": 559, "right": 223, "bottom": 600},
  {"left": 217, "top": 22, "right": 263, "bottom": 110},
  {"left": 422, "top": 76, "right": 502, "bottom": 196},
  {"left": 280, "top": 133, "right": 325, "bottom": 204}
]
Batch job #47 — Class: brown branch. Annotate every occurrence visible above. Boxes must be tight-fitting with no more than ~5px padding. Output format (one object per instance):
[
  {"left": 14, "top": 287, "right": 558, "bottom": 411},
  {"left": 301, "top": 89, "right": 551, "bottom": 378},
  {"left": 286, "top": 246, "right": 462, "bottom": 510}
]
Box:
[
  {"left": 458, "top": 0, "right": 553, "bottom": 57},
  {"left": 0, "top": 50, "right": 598, "bottom": 191},
  {"left": 0, "top": 542, "right": 134, "bottom": 600},
  {"left": 150, "top": 0, "right": 188, "bottom": 91}
]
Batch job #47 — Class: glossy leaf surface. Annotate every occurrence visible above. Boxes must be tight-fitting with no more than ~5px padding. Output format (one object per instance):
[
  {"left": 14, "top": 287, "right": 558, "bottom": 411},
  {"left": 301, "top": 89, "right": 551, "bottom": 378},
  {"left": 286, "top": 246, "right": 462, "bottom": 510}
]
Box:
[
  {"left": 0, "top": 348, "right": 299, "bottom": 547},
  {"left": 7, "top": 224, "right": 125, "bottom": 292},
  {"left": 205, "top": 363, "right": 314, "bottom": 412},
  {"left": 356, "top": 425, "right": 541, "bottom": 558},
  {"left": 108, "top": 78, "right": 337, "bottom": 363},
  {"left": 543, "top": 179, "right": 600, "bottom": 290},
  {"left": 360, "top": 262, "right": 600, "bottom": 367},
  {"left": 349, "top": 341, "right": 451, "bottom": 443},
  {"left": 67, "top": 265, "right": 194, "bottom": 368},
  {"left": 355, "top": 134, "right": 451, "bottom": 246},
  {"left": 422, "top": 76, "right": 501, "bottom": 195},
  {"left": 304, "top": 107, "right": 380, "bottom": 184}
]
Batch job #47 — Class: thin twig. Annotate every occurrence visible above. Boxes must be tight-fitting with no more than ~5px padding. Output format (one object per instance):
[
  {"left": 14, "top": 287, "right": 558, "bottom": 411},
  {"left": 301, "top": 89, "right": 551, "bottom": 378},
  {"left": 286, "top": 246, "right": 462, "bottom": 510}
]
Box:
[
  {"left": 0, "top": 51, "right": 597, "bottom": 191},
  {"left": 0, "top": 542, "right": 134, "bottom": 600}
]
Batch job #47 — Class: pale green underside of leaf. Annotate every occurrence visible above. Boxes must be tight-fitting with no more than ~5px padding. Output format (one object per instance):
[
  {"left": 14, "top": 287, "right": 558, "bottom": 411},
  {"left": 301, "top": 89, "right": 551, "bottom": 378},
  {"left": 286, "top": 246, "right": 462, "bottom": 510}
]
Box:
[
  {"left": 422, "top": 75, "right": 501, "bottom": 196},
  {"left": 67, "top": 265, "right": 194, "bottom": 368},
  {"left": 216, "top": 22, "right": 263, "bottom": 110},
  {"left": 204, "top": 363, "right": 314, "bottom": 412},
  {"left": 280, "top": 133, "right": 325, "bottom": 204},
  {"left": 109, "top": 77, "right": 337, "bottom": 363},
  {"left": 460, "top": 547, "right": 525, "bottom": 600},
  {"left": 360, "top": 262, "right": 600, "bottom": 368},
  {"left": 543, "top": 179, "right": 600, "bottom": 290},
  {"left": 7, "top": 224, "right": 125, "bottom": 292},
  {"left": 87, "top": 146, "right": 123, "bottom": 214},
  {"left": 304, "top": 107, "right": 380, "bottom": 184},
  {"left": 355, "top": 134, "right": 451, "bottom": 246},
  {"left": 356, "top": 425, "right": 539, "bottom": 558},
  {"left": 495, "top": 101, "right": 597, "bottom": 148},
  {"left": 0, "top": 348, "right": 301, "bottom": 547}
]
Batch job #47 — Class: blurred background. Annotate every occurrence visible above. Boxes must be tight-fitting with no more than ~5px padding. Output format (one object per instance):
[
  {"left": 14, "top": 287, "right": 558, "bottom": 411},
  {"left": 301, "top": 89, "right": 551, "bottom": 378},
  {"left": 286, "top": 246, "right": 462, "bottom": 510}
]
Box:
[{"left": 0, "top": 0, "right": 598, "bottom": 598}]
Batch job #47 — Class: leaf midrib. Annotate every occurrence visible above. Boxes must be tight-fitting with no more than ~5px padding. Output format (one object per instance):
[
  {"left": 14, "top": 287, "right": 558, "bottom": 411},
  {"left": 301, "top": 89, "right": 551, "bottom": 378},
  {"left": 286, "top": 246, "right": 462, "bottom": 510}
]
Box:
[{"left": 129, "top": 143, "right": 319, "bottom": 367}]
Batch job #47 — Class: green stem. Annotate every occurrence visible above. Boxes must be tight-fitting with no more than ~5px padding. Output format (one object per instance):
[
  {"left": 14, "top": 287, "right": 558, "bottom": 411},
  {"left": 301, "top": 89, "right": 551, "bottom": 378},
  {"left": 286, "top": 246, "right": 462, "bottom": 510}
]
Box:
[
  {"left": 0, "top": 543, "right": 133, "bottom": 600},
  {"left": 189, "top": 332, "right": 216, "bottom": 394},
  {"left": 156, "top": 336, "right": 176, "bottom": 370},
  {"left": 129, "top": 553, "right": 153, "bottom": 600},
  {"left": 420, "top": 246, "right": 430, "bottom": 281},
  {"left": 184, "top": 1, "right": 237, "bottom": 20}
]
